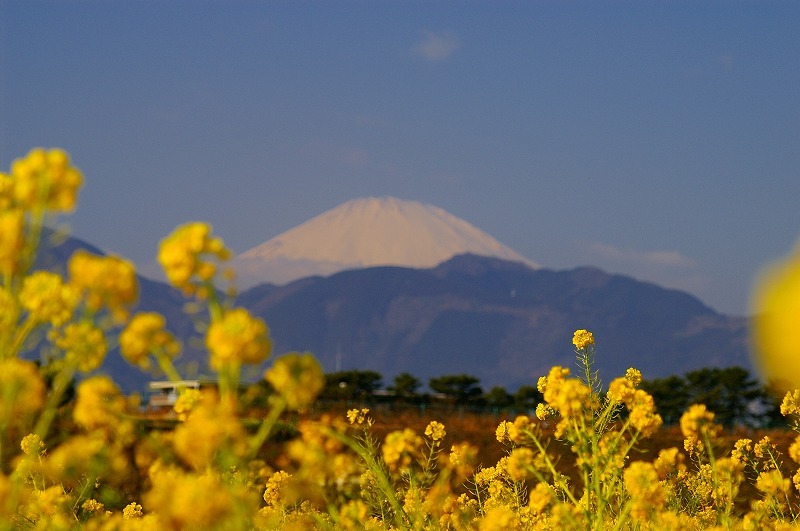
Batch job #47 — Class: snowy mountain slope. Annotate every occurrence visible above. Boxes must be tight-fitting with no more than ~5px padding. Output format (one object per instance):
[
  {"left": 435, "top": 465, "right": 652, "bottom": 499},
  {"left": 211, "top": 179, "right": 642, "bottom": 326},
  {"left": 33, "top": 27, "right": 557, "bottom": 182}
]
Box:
[{"left": 233, "top": 197, "right": 538, "bottom": 288}]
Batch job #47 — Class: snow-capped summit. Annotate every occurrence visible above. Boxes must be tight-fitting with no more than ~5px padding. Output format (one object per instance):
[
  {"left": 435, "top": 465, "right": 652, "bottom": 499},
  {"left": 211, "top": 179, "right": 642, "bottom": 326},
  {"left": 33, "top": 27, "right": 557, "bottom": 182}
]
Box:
[{"left": 233, "top": 197, "right": 538, "bottom": 288}]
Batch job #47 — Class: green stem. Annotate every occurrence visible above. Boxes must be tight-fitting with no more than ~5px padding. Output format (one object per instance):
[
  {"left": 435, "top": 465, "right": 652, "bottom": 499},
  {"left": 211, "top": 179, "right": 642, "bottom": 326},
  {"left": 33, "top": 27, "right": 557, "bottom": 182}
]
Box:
[
  {"left": 325, "top": 427, "right": 408, "bottom": 529},
  {"left": 34, "top": 362, "right": 76, "bottom": 440},
  {"left": 154, "top": 350, "right": 183, "bottom": 383},
  {"left": 7, "top": 316, "right": 38, "bottom": 360},
  {"left": 247, "top": 396, "right": 286, "bottom": 459}
]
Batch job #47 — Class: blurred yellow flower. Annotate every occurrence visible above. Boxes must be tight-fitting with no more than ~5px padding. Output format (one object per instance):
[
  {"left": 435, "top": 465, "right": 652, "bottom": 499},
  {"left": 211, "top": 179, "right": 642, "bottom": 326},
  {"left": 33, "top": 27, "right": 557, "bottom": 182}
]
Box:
[
  {"left": 73, "top": 376, "right": 127, "bottom": 432},
  {"left": 264, "top": 352, "right": 324, "bottom": 411},
  {"left": 10, "top": 147, "right": 83, "bottom": 212},
  {"left": 173, "top": 387, "right": 202, "bottom": 421},
  {"left": 0, "top": 209, "right": 24, "bottom": 277},
  {"left": 158, "top": 222, "right": 230, "bottom": 296},
  {"left": 572, "top": 329, "right": 595, "bottom": 349},
  {"left": 68, "top": 250, "right": 138, "bottom": 322},
  {"left": 120, "top": 312, "right": 180, "bottom": 369},
  {"left": 206, "top": 308, "right": 271, "bottom": 370},
  {"left": 50, "top": 321, "right": 107, "bottom": 372},
  {"left": 382, "top": 428, "right": 423, "bottom": 472},
  {"left": 172, "top": 393, "right": 247, "bottom": 470},
  {"left": 751, "top": 244, "right": 800, "bottom": 395},
  {"left": 0, "top": 358, "right": 46, "bottom": 419},
  {"left": 20, "top": 271, "right": 78, "bottom": 326}
]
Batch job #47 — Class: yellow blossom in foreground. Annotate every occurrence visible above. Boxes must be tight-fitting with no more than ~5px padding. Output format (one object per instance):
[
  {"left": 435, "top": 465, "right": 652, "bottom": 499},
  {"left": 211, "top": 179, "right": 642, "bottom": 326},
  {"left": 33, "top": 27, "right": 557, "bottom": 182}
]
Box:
[
  {"left": 264, "top": 352, "right": 324, "bottom": 410},
  {"left": 68, "top": 250, "right": 138, "bottom": 321},
  {"left": 81, "top": 498, "right": 105, "bottom": 515},
  {"left": 506, "top": 447, "right": 535, "bottom": 482},
  {"left": 144, "top": 469, "right": 256, "bottom": 529},
  {"left": 10, "top": 147, "right": 83, "bottom": 212},
  {"left": 0, "top": 208, "right": 24, "bottom": 277},
  {"left": 73, "top": 376, "right": 127, "bottom": 432},
  {"left": 50, "top": 321, "right": 107, "bottom": 372},
  {"left": 120, "top": 312, "right": 180, "bottom": 369},
  {"left": 780, "top": 389, "right": 800, "bottom": 417},
  {"left": 751, "top": 243, "right": 800, "bottom": 394},
  {"left": 158, "top": 222, "right": 231, "bottom": 296},
  {"left": 20, "top": 271, "right": 78, "bottom": 326},
  {"left": 173, "top": 388, "right": 202, "bottom": 421},
  {"left": 624, "top": 461, "right": 665, "bottom": 521},
  {"left": 172, "top": 393, "right": 247, "bottom": 470},
  {"left": 680, "top": 403, "right": 719, "bottom": 454},
  {"left": 263, "top": 471, "right": 292, "bottom": 507},
  {"left": 123, "top": 502, "right": 143, "bottom": 519},
  {"left": 382, "top": 428, "right": 423, "bottom": 472},
  {"left": 20, "top": 433, "right": 45, "bottom": 457},
  {"left": 0, "top": 358, "right": 45, "bottom": 420},
  {"left": 206, "top": 308, "right": 271, "bottom": 369},
  {"left": 572, "top": 329, "right": 595, "bottom": 349},
  {"left": 425, "top": 420, "right": 446, "bottom": 441},
  {"left": 625, "top": 367, "right": 642, "bottom": 385},
  {"left": 346, "top": 408, "right": 371, "bottom": 426}
]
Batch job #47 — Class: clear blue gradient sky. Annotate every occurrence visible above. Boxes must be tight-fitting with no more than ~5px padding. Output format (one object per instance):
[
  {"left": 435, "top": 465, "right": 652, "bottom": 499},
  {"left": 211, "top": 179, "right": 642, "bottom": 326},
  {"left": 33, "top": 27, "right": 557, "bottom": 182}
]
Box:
[{"left": 2, "top": 1, "right": 798, "bottom": 316}]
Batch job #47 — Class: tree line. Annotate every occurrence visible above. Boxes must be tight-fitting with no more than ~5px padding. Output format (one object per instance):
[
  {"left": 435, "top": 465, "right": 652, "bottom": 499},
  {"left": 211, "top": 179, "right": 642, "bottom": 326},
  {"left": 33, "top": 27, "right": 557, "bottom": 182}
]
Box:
[{"left": 309, "top": 366, "right": 783, "bottom": 428}]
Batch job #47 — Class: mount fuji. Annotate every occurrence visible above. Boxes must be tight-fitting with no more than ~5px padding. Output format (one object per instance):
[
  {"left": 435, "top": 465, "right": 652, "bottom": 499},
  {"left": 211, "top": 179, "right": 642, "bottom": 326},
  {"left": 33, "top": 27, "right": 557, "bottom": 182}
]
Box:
[{"left": 233, "top": 197, "right": 539, "bottom": 288}]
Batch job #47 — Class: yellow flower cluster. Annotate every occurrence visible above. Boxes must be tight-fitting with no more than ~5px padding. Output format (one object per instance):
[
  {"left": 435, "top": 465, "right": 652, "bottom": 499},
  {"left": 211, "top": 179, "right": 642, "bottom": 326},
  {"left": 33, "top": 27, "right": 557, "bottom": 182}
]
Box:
[
  {"left": 206, "top": 307, "right": 271, "bottom": 370},
  {"left": 680, "top": 404, "right": 721, "bottom": 455},
  {"left": 425, "top": 420, "right": 446, "bottom": 441},
  {"left": 119, "top": 312, "right": 180, "bottom": 369},
  {"left": 5, "top": 147, "right": 83, "bottom": 212},
  {"left": 68, "top": 250, "right": 138, "bottom": 322},
  {"left": 572, "top": 328, "right": 595, "bottom": 349},
  {"left": 158, "top": 222, "right": 231, "bottom": 296},
  {"left": 19, "top": 271, "right": 78, "bottom": 326},
  {"left": 382, "top": 428, "right": 424, "bottom": 472},
  {"left": 264, "top": 351, "right": 324, "bottom": 410},
  {"left": 49, "top": 321, "right": 107, "bottom": 372}
]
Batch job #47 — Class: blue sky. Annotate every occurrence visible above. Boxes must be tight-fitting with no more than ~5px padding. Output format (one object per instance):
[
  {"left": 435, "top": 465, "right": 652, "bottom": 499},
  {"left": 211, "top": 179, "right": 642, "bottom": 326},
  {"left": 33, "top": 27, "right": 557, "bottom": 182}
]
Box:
[{"left": 1, "top": 1, "right": 798, "bottom": 316}]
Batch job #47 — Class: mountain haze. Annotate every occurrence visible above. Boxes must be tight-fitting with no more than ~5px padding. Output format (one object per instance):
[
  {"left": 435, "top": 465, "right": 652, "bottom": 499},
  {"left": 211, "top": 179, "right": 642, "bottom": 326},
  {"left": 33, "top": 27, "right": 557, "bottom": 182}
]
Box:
[{"left": 233, "top": 197, "right": 538, "bottom": 288}]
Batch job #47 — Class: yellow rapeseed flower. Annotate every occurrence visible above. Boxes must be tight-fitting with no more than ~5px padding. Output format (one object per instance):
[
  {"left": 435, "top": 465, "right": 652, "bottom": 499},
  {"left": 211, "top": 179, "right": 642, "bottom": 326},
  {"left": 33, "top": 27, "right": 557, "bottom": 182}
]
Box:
[
  {"left": 0, "top": 358, "right": 46, "bottom": 419},
  {"left": 68, "top": 250, "right": 138, "bottom": 322},
  {"left": 19, "top": 271, "right": 78, "bottom": 326},
  {"left": 425, "top": 420, "right": 446, "bottom": 441},
  {"left": 157, "top": 222, "right": 230, "bottom": 296},
  {"left": 572, "top": 329, "right": 595, "bottom": 349},
  {"left": 10, "top": 147, "right": 83, "bottom": 212},
  {"left": 172, "top": 393, "right": 247, "bottom": 470},
  {"left": 73, "top": 376, "right": 127, "bottom": 432},
  {"left": 119, "top": 312, "right": 180, "bottom": 369},
  {"left": 382, "top": 428, "right": 423, "bottom": 472},
  {"left": 206, "top": 308, "right": 271, "bottom": 370},
  {"left": 264, "top": 352, "right": 324, "bottom": 411},
  {"left": 751, "top": 243, "right": 800, "bottom": 395},
  {"left": 20, "top": 433, "right": 45, "bottom": 457},
  {"left": 679, "top": 404, "right": 719, "bottom": 455},
  {"left": 50, "top": 321, "right": 107, "bottom": 372},
  {"left": 173, "top": 388, "right": 202, "bottom": 421},
  {"left": 624, "top": 461, "right": 665, "bottom": 521}
]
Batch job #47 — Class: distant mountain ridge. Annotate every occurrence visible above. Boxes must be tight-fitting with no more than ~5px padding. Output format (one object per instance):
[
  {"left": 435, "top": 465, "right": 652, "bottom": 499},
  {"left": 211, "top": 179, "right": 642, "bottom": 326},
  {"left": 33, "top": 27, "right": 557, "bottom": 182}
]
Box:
[
  {"left": 238, "top": 253, "right": 749, "bottom": 391},
  {"left": 35, "top": 233, "right": 751, "bottom": 393},
  {"left": 233, "top": 197, "right": 538, "bottom": 288}
]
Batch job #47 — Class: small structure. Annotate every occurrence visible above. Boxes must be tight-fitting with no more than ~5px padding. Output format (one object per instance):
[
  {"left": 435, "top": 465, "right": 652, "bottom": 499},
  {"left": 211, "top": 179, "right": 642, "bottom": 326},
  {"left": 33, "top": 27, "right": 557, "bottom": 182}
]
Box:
[{"left": 145, "top": 380, "right": 203, "bottom": 409}]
